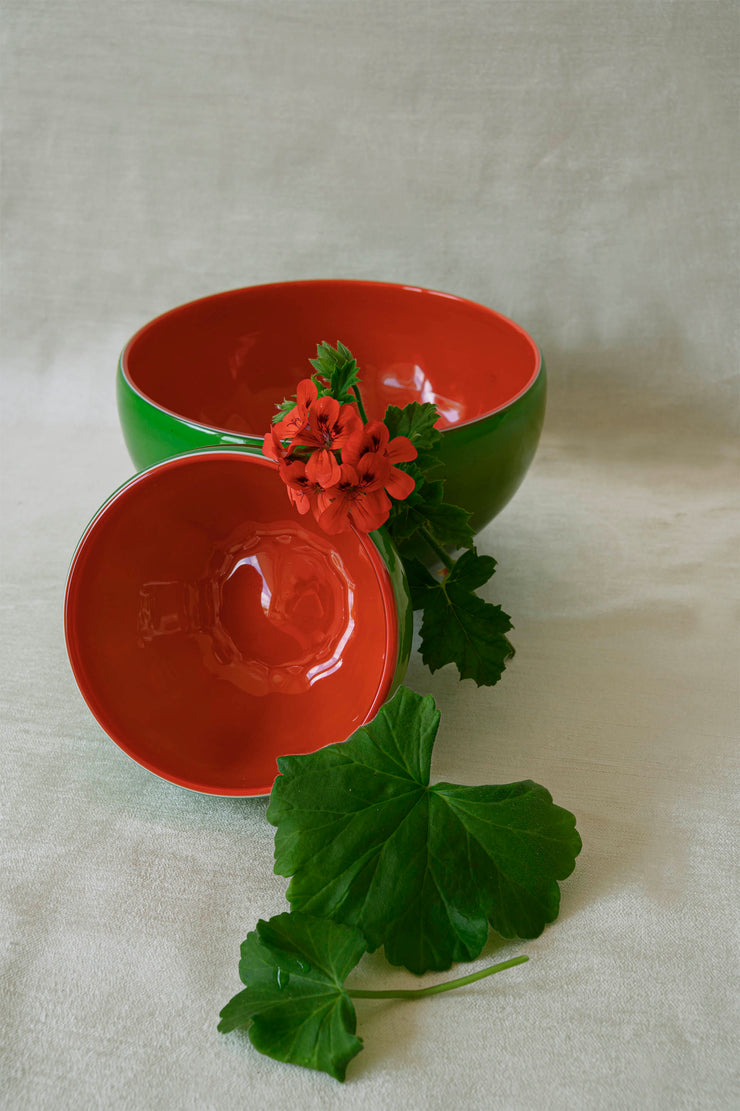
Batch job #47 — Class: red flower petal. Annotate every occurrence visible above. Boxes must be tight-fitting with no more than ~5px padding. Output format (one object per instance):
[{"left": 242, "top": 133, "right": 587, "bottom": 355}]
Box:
[
  {"left": 311, "top": 395, "right": 341, "bottom": 426},
  {"left": 386, "top": 435, "right": 417, "bottom": 464},
  {"left": 356, "top": 451, "right": 390, "bottom": 492},
  {"left": 263, "top": 427, "right": 285, "bottom": 462},
  {"left": 318, "top": 495, "right": 352, "bottom": 534},
  {"left": 362, "top": 421, "right": 390, "bottom": 454},
  {"left": 278, "top": 458, "right": 321, "bottom": 516},
  {"left": 279, "top": 458, "right": 304, "bottom": 484},
  {"left": 296, "top": 378, "right": 318, "bottom": 409},
  {"left": 288, "top": 488, "right": 314, "bottom": 514},
  {"left": 324, "top": 462, "right": 359, "bottom": 489},
  {"left": 275, "top": 404, "right": 309, "bottom": 441},
  {"left": 384, "top": 464, "right": 415, "bottom": 500},
  {"left": 350, "top": 489, "right": 391, "bottom": 533},
  {"left": 291, "top": 426, "right": 322, "bottom": 450},
  {"left": 342, "top": 428, "right": 365, "bottom": 468},
  {"left": 330, "top": 404, "right": 363, "bottom": 448},
  {"left": 306, "top": 448, "right": 341, "bottom": 488}
]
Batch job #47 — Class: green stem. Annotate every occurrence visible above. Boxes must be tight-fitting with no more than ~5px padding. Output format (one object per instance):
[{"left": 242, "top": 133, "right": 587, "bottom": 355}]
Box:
[
  {"left": 347, "top": 955, "right": 528, "bottom": 1000},
  {"left": 352, "top": 383, "right": 369, "bottom": 424},
  {"left": 419, "top": 525, "right": 455, "bottom": 572}
]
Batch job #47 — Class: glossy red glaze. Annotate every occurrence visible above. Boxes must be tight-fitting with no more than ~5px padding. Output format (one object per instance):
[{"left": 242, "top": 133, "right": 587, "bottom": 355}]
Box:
[
  {"left": 64, "top": 452, "right": 399, "bottom": 795},
  {"left": 122, "top": 280, "right": 540, "bottom": 433}
]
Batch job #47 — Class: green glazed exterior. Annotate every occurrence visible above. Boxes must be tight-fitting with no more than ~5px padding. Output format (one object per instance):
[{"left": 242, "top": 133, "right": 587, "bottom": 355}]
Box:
[
  {"left": 369, "top": 525, "right": 414, "bottom": 698},
  {"left": 117, "top": 354, "right": 546, "bottom": 535},
  {"left": 117, "top": 359, "right": 264, "bottom": 468},
  {"left": 439, "top": 355, "right": 547, "bottom": 534}
]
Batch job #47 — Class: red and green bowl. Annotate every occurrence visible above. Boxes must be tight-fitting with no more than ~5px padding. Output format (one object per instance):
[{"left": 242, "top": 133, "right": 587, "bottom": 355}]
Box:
[
  {"left": 64, "top": 450, "right": 412, "bottom": 796},
  {"left": 117, "top": 281, "right": 546, "bottom": 534}
]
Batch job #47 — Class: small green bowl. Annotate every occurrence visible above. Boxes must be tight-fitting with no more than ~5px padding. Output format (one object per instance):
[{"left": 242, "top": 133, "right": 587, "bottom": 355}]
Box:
[{"left": 118, "top": 281, "right": 546, "bottom": 533}]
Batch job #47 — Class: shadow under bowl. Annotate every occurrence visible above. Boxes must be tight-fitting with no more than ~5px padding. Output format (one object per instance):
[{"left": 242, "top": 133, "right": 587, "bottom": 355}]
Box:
[
  {"left": 117, "top": 281, "right": 546, "bottom": 534},
  {"left": 64, "top": 451, "right": 412, "bottom": 796}
]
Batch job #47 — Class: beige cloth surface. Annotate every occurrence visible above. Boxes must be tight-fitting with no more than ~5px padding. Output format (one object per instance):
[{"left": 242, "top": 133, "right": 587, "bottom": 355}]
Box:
[{"left": 2, "top": 3, "right": 738, "bottom": 1108}]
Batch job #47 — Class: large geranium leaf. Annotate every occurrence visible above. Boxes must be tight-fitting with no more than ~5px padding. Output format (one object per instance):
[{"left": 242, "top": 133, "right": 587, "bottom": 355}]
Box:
[
  {"left": 218, "top": 911, "right": 366, "bottom": 1081},
  {"left": 268, "top": 687, "right": 581, "bottom": 975}
]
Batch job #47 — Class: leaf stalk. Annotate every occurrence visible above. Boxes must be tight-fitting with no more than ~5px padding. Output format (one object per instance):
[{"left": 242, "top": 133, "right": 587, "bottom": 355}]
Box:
[
  {"left": 346, "top": 955, "right": 528, "bottom": 999},
  {"left": 419, "top": 525, "right": 455, "bottom": 571},
  {"left": 352, "top": 383, "right": 369, "bottom": 423}
]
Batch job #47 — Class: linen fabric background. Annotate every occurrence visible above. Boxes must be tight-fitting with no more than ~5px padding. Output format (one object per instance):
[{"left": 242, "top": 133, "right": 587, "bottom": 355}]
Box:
[{"left": 1, "top": 2, "right": 738, "bottom": 1108}]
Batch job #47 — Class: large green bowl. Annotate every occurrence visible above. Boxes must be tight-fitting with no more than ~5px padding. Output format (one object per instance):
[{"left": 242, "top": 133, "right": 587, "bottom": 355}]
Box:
[{"left": 117, "top": 281, "right": 546, "bottom": 533}]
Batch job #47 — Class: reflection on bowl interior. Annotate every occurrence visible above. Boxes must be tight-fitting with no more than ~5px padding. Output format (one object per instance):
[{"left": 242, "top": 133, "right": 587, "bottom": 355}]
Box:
[
  {"left": 122, "top": 281, "right": 540, "bottom": 435},
  {"left": 137, "top": 523, "right": 356, "bottom": 697},
  {"left": 65, "top": 452, "right": 398, "bottom": 795}
]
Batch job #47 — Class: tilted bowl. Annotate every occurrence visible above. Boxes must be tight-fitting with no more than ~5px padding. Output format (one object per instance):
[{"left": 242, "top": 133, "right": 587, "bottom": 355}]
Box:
[
  {"left": 64, "top": 450, "right": 412, "bottom": 795},
  {"left": 117, "top": 281, "right": 546, "bottom": 534}
]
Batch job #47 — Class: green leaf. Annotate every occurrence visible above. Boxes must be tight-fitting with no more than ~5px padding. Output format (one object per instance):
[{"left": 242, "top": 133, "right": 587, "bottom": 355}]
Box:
[
  {"left": 271, "top": 341, "right": 360, "bottom": 422},
  {"left": 403, "top": 549, "right": 511, "bottom": 684},
  {"left": 402, "top": 556, "right": 438, "bottom": 609},
  {"left": 268, "top": 687, "right": 582, "bottom": 975},
  {"left": 385, "top": 478, "right": 440, "bottom": 541},
  {"left": 418, "top": 550, "right": 514, "bottom": 686},
  {"left": 383, "top": 403, "right": 446, "bottom": 489},
  {"left": 383, "top": 401, "right": 442, "bottom": 452},
  {"left": 444, "top": 548, "right": 497, "bottom": 592},
  {"left": 309, "top": 341, "right": 361, "bottom": 404},
  {"left": 272, "top": 396, "right": 299, "bottom": 424},
  {"left": 218, "top": 911, "right": 366, "bottom": 1082},
  {"left": 420, "top": 499, "right": 476, "bottom": 551},
  {"left": 387, "top": 477, "right": 475, "bottom": 551}
]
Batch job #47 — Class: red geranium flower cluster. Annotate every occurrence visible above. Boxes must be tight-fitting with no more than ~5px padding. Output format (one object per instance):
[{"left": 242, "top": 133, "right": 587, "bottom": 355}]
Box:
[{"left": 263, "top": 379, "right": 417, "bottom": 534}]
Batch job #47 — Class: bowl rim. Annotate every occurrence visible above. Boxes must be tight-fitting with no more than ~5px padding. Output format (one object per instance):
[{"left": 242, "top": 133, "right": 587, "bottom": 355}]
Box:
[
  {"left": 63, "top": 447, "right": 404, "bottom": 797},
  {"left": 119, "top": 279, "right": 543, "bottom": 437}
]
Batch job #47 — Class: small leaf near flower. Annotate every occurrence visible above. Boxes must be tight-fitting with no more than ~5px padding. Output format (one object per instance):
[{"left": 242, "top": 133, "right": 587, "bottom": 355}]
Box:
[
  {"left": 308, "top": 340, "right": 361, "bottom": 405},
  {"left": 409, "top": 550, "right": 515, "bottom": 686},
  {"left": 389, "top": 480, "right": 475, "bottom": 551},
  {"left": 382, "top": 401, "right": 442, "bottom": 455},
  {"left": 272, "top": 396, "right": 298, "bottom": 425}
]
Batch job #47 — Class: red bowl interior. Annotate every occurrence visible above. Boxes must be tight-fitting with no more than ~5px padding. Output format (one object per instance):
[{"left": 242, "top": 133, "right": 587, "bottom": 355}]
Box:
[
  {"left": 121, "top": 280, "right": 540, "bottom": 435},
  {"left": 64, "top": 452, "right": 399, "bottom": 795}
]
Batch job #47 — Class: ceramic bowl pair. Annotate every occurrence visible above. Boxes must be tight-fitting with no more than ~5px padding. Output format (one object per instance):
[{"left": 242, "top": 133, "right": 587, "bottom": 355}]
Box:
[{"left": 65, "top": 281, "right": 545, "bottom": 796}]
